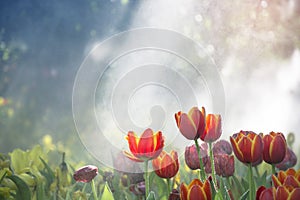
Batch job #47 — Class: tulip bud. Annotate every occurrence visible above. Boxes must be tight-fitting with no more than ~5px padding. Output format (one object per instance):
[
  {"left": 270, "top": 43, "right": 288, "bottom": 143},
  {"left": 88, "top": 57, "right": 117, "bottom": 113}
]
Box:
[
  {"left": 168, "top": 189, "right": 180, "bottom": 200},
  {"left": 73, "top": 165, "right": 98, "bottom": 183}
]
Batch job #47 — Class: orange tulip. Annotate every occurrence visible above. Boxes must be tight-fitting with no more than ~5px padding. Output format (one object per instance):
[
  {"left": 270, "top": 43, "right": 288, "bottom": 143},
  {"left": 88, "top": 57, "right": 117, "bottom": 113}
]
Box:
[
  {"left": 152, "top": 150, "right": 179, "bottom": 179},
  {"left": 263, "top": 132, "right": 287, "bottom": 164},
  {"left": 124, "top": 128, "right": 164, "bottom": 162},
  {"left": 272, "top": 168, "right": 300, "bottom": 188},
  {"left": 175, "top": 107, "right": 206, "bottom": 140},
  {"left": 275, "top": 186, "right": 300, "bottom": 200},
  {"left": 200, "top": 114, "right": 222, "bottom": 142},
  {"left": 256, "top": 186, "right": 300, "bottom": 200},
  {"left": 180, "top": 179, "right": 212, "bottom": 200},
  {"left": 256, "top": 186, "right": 275, "bottom": 200},
  {"left": 230, "top": 131, "right": 263, "bottom": 164}
]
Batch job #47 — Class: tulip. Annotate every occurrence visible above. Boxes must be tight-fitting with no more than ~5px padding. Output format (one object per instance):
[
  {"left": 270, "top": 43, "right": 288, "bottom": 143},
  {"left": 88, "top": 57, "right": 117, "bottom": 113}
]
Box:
[
  {"left": 73, "top": 165, "right": 98, "bottom": 183},
  {"left": 180, "top": 179, "right": 212, "bottom": 200},
  {"left": 200, "top": 114, "right": 222, "bottom": 143},
  {"left": 129, "top": 181, "right": 145, "bottom": 196},
  {"left": 184, "top": 144, "right": 208, "bottom": 170},
  {"left": 124, "top": 128, "right": 164, "bottom": 162},
  {"left": 230, "top": 131, "right": 263, "bottom": 164},
  {"left": 152, "top": 150, "right": 179, "bottom": 179},
  {"left": 256, "top": 186, "right": 275, "bottom": 200},
  {"left": 230, "top": 131, "right": 263, "bottom": 200},
  {"left": 272, "top": 168, "right": 300, "bottom": 188},
  {"left": 124, "top": 128, "right": 164, "bottom": 198},
  {"left": 73, "top": 165, "right": 98, "bottom": 200},
  {"left": 276, "top": 186, "right": 300, "bottom": 199},
  {"left": 175, "top": 107, "right": 206, "bottom": 140},
  {"left": 168, "top": 189, "right": 180, "bottom": 200},
  {"left": 263, "top": 132, "right": 287, "bottom": 165},
  {"left": 256, "top": 186, "right": 300, "bottom": 200},
  {"left": 204, "top": 154, "right": 235, "bottom": 177},
  {"left": 212, "top": 139, "right": 232, "bottom": 155},
  {"left": 276, "top": 148, "right": 298, "bottom": 170}
]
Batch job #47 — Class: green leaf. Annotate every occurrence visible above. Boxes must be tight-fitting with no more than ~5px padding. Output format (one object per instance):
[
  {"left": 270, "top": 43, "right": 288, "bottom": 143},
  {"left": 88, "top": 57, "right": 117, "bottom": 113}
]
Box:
[
  {"left": 239, "top": 190, "right": 249, "bottom": 200},
  {"left": 241, "top": 177, "right": 249, "bottom": 191},
  {"left": 146, "top": 191, "right": 156, "bottom": 200},
  {"left": 7, "top": 175, "right": 31, "bottom": 200},
  {"left": 100, "top": 182, "right": 114, "bottom": 200},
  {"left": 214, "top": 191, "right": 223, "bottom": 200},
  {"left": 0, "top": 170, "right": 7, "bottom": 184},
  {"left": 39, "top": 157, "right": 55, "bottom": 185},
  {"left": 232, "top": 175, "right": 243, "bottom": 193},
  {"left": 36, "top": 182, "right": 46, "bottom": 200}
]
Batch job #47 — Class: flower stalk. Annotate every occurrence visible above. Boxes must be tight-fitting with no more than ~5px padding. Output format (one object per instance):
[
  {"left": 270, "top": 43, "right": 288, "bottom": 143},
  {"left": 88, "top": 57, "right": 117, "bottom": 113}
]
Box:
[
  {"left": 248, "top": 163, "right": 255, "bottom": 200},
  {"left": 208, "top": 142, "right": 217, "bottom": 190},
  {"left": 91, "top": 179, "right": 98, "bottom": 200},
  {"left": 194, "top": 139, "right": 206, "bottom": 181},
  {"left": 144, "top": 160, "right": 149, "bottom": 198}
]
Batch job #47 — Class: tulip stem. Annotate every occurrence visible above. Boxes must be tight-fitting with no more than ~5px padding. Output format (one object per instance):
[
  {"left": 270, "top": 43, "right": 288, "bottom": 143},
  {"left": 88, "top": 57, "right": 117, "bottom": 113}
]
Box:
[
  {"left": 91, "top": 179, "right": 98, "bottom": 200},
  {"left": 208, "top": 142, "right": 218, "bottom": 190},
  {"left": 167, "top": 178, "right": 171, "bottom": 197},
  {"left": 144, "top": 160, "right": 149, "bottom": 198},
  {"left": 194, "top": 139, "right": 206, "bottom": 182},
  {"left": 248, "top": 163, "right": 255, "bottom": 200},
  {"left": 271, "top": 164, "right": 276, "bottom": 175}
]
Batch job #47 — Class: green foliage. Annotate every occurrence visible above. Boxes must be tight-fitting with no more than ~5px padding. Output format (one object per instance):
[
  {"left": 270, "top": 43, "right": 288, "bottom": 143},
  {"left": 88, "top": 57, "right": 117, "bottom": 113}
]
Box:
[
  {"left": 7, "top": 175, "right": 31, "bottom": 200},
  {"left": 100, "top": 182, "right": 114, "bottom": 200},
  {"left": 146, "top": 191, "right": 156, "bottom": 200}
]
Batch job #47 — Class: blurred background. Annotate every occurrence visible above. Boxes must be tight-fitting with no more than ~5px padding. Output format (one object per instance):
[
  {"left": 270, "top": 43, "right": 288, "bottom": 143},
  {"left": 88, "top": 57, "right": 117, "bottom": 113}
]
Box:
[{"left": 0, "top": 0, "right": 299, "bottom": 163}]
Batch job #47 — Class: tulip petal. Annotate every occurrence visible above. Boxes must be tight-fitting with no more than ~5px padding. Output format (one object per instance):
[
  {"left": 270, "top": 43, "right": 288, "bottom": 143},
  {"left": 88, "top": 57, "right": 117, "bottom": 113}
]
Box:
[
  {"left": 138, "top": 128, "right": 154, "bottom": 156},
  {"left": 178, "top": 113, "right": 198, "bottom": 140},
  {"left": 203, "top": 179, "right": 212, "bottom": 200},
  {"left": 283, "top": 175, "right": 300, "bottom": 188},
  {"left": 127, "top": 131, "right": 139, "bottom": 157},
  {"left": 276, "top": 186, "right": 289, "bottom": 200},
  {"left": 180, "top": 183, "right": 188, "bottom": 200},
  {"left": 251, "top": 134, "right": 263, "bottom": 164},
  {"left": 269, "top": 134, "right": 286, "bottom": 164},
  {"left": 230, "top": 136, "right": 245, "bottom": 163},
  {"left": 123, "top": 151, "right": 144, "bottom": 162},
  {"left": 290, "top": 188, "right": 300, "bottom": 200},
  {"left": 188, "top": 185, "right": 206, "bottom": 200},
  {"left": 263, "top": 134, "right": 273, "bottom": 163},
  {"left": 272, "top": 175, "right": 282, "bottom": 188}
]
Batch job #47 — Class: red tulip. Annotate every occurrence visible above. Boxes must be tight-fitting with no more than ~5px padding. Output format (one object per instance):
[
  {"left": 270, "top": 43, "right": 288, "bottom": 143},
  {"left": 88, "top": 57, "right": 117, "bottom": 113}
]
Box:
[
  {"left": 180, "top": 179, "right": 212, "bottom": 200},
  {"left": 124, "top": 128, "right": 164, "bottom": 162},
  {"left": 230, "top": 131, "right": 263, "bottom": 164},
  {"left": 272, "top": 168, "right": 300, "bottom": 188},
  {"left": 262, "top": 132, "right": 287, "bottom": 164},
  {"left": 152, "top": 150, "right": 179, "bottom": 179},
  {"left": 200, "top": 114, "right": 222, "bottom": 142},
  {"left": 256, "top": 186, "right": 275, "bottom": 200},
  {"left": 256, "top": 186, "right": 300, "bottom": 200},
  {"left": 73, "top": 165, "right": 98, "bottom": 183},
  {"left": 175, "top": 107, "right": 206, "bottom": 140},
  {"left": 276, "top": 186, "right": 300, "bottom": 200}
]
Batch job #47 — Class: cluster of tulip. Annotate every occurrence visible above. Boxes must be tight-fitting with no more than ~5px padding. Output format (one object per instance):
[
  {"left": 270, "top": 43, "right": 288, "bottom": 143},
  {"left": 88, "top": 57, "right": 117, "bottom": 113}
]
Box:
[{"left": 73, "top": 106, "right": 299, "bottom": 200}]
